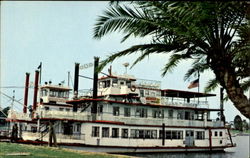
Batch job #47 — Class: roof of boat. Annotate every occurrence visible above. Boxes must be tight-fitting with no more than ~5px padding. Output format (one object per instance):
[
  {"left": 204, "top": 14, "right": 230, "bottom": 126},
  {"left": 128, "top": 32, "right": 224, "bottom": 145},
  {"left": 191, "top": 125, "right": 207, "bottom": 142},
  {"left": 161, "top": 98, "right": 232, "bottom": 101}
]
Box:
[
  {"left": 40, "top": 85, "right": 71, "bottom": 91},
  {"left": 99, "top": 74, "right": 136, "bottom": 81},
  {"left": 161, "top": 89, "right": 216, "bottom": 98}
]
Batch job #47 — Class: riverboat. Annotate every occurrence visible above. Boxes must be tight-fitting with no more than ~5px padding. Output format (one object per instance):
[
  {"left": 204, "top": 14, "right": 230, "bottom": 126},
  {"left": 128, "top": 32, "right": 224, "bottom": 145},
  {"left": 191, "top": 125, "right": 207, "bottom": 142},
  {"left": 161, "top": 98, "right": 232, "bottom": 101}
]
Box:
[{"left": 5, "top": 58, "right": 235, "bottom": 153}]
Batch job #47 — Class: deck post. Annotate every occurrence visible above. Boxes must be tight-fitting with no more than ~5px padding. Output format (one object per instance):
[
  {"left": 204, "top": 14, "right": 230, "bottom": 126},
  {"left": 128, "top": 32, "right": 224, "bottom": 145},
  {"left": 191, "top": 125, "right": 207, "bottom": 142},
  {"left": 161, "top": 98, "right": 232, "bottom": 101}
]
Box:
[
  {"left": 227, "top": 128, "right": 234, "bottom": 147},
  {"left": 162, "top": 123, "right": 165, "bottom": 146},
  {"left": 208, "top": 128, "right": 212, "bottom": 151}
]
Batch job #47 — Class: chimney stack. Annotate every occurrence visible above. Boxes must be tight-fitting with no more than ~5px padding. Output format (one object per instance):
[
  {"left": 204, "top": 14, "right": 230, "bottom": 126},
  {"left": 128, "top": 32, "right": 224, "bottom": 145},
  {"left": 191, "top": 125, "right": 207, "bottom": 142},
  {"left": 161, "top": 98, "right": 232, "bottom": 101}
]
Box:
[
  {"left": 32, "top": 70, "right": 39, "bottom": 113},
  {"left": 92, "top": 57, "right": 99, "bottom": 114},
  {"left": 73, "top": 63, "right": 80, "bottom": 98},
  {"left": 23, "top": 73, "right": 30, "bottom": 113}
]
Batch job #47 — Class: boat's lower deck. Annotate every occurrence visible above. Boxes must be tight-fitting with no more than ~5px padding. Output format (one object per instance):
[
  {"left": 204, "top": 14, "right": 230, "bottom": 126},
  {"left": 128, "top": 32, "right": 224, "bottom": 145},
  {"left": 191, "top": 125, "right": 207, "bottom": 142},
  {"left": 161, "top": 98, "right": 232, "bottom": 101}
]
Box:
[{"left": 16, "top": 121, "right": 234, "bottom": 151}]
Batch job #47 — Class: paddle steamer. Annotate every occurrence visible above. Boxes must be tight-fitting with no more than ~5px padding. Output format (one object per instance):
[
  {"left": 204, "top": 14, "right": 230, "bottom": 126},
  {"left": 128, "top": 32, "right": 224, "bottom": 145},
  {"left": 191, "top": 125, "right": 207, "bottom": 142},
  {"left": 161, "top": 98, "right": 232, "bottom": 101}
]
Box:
[{"left": 6, "top": 58, "right": 234, "bottom": 153}]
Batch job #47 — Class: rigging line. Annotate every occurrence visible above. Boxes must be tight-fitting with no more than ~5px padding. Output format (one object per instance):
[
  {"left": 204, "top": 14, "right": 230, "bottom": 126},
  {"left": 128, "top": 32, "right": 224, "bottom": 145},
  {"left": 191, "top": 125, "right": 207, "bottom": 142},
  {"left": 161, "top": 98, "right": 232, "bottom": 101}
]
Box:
[
  {"left": 0, "top": 91, "right": 25, "bottom": 106},
  {"left": 100, "top": 71, "right": 109, "bottom": 76},
  {"left": 0, "top": 86, "right": 34, "bottom": 89},
  {"left": 78, "top": 75, "right": 93, "bottom": 80},
  {"left": 69, "top": 73, "right": 74, "bottom": 88}
]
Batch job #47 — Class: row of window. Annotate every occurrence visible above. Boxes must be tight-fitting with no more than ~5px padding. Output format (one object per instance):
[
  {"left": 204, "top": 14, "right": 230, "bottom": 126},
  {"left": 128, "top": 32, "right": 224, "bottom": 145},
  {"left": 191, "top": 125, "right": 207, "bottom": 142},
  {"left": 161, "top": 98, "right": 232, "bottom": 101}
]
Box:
[
  {"left": 112, "top": 106, "right": 208, "bottom": 121},
  {"left": 92, "top": 127, "right": 223, "bottom": 139},
  {"left": 41, "top": 89, "right": 69, "bottom": 98},
  {"left": 113, "top": 106, "right": 172, "bottom": 118},
  {"left": 99, "top": 79, "right": 132, "bottom": 88},
  {"left": 214, "top": 131, "right": 223, "bottom": 137}
]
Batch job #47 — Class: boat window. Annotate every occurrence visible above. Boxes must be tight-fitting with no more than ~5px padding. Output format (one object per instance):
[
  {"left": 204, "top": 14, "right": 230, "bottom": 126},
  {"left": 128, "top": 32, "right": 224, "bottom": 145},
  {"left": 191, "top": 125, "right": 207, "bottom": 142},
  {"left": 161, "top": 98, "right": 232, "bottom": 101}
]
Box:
[
  {"left": 219, "top": 131, "right": 223, "bottom": 137},
  {"left": 111, "top": 128, "right": 119, "bottom": 138},
  {"left": 135, "top": 108, "right": 147, "bottom": 118},
  {"left": 49, "top": 90, "right": 54, "bottom": 97},
  {"left": 153, "top": 109, "right": 164, "bottom": 118},
  {"left": 41, "top": 89, "right": 48, "bottom": 97},
  {"left": 126, "top": 81, "right": 131, "bottom": 88},
  {"left": 140, "top": 90, "right": 144, "bottom": 97},
  {"left": 130, "top": 129, "right": 136, "bottom": 138},
  {"left": 59, "top": 108, "right": 64, "bottom": 111},
  {"left": 121, "top": 129, "right": 128, "bottom": 138},
  {"left": 99, "top": 81, "right": 104, "bottom": 88},
  {"left": 75, "top": 124, "right": 81, "bottom": 133},
  {"left": 159, "top": 130, "right": 183, "bottom": 139},
  {"left": 124, "top": 107, "right": 131, "bottom": 117},
  {"left": 120, "top": 81, "right": 124, "bottom": 85},
  {"left": 151, "top": 91, "right": 156, "bottom": 97},
  {"left": 131, "top": 129, "right": 157, "bottom": 139},
  {"left": 113, "top": 107, "right": 120, "bottom": 116},
  {"left": 112, "top": 79, "right": 118, "bottom": 87},
  {"left": 177, "top": 111, "right": 184, "bottom": 120},
  {"left": 106, "top": 80, "right": 111, "bottom": 87},
  {"left": 196, "top": 131, "right": 205, "bottom": 140},
  {"left": 145, "top": 90, "right": 149, "bottom": 96},
  {"left": 92, "top": 126, "right": 100, "bottom": 137},
  {"left": 185, "top": 111, "right": 191, "bottom": 120},
  {"left": 165, "top": 131, "right": 171, "bottom": 139},
  {"left": 168, "top": 110, "right": 173, "bottom": 118},
  {"left": 98, "top": 105, "right": 103, "bottom": 113},
  {"left": 102, "top": 127, "right": 109, "bottom": 137},
  {"left": 214, "top": 131, "right": 218, "bottom": 137},
  {"left": 66, "top": 108, "right": 70, "bottom": 112},
  {"left": 45, "top": 107, "right": 50, "bottom": 111}
]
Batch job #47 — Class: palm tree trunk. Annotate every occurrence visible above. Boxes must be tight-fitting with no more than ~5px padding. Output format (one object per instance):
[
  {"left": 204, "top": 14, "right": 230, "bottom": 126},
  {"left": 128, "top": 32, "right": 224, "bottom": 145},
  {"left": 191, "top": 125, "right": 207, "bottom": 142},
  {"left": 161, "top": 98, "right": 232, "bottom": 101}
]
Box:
[{"left": 212, "top": 63, "right": 250, "bottom": 118}]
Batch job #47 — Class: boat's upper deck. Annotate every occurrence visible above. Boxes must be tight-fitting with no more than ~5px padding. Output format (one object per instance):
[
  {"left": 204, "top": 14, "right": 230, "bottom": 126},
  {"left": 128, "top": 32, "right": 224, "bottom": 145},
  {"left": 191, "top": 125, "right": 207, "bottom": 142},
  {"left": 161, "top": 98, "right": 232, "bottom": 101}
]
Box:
[{"left": 78, "top": 74, "right": 215, "bottom": 109}]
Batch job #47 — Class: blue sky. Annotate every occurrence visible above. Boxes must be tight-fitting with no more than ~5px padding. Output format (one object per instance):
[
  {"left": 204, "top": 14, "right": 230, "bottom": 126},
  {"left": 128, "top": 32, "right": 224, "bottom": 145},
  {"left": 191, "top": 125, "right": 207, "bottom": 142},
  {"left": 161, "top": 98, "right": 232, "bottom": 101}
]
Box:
[{"left": 0, "top": 1, "right": 247, "bottom": 121}]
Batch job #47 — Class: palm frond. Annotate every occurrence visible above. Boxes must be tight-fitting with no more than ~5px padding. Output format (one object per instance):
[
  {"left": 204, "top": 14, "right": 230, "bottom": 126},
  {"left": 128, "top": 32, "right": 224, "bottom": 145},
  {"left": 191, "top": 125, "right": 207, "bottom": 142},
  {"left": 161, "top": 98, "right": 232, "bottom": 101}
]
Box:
[
  {"left": 204, "top": 78, "right": 219, "bottom": 93},
  {"left": 97, "top": 43, "right": 181, "bottom": 72},
  {"left": 161, "top": 54, "right": 186, "bottom": 76},
  {"left": 184, "top": 57, "right": 209, "bottom": 81}
]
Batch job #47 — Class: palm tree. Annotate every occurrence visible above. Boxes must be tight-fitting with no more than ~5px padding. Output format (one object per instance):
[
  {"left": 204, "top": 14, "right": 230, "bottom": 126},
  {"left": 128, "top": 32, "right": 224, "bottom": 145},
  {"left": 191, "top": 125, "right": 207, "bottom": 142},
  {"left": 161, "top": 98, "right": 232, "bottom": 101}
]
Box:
[{"left": 93, "top": 2, "right": 250, "bottom": 118}]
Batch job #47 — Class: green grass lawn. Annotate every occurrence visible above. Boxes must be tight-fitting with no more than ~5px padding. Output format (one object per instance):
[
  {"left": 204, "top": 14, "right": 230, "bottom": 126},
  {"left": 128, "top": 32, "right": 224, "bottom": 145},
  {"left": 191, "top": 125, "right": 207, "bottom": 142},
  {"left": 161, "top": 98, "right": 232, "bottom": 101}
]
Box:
[
  {"left": 230, "top": 129, "right": 250, "bottom": 134},
  {"left": 0, "top": 142, "right": 132, "bottom": 158}
]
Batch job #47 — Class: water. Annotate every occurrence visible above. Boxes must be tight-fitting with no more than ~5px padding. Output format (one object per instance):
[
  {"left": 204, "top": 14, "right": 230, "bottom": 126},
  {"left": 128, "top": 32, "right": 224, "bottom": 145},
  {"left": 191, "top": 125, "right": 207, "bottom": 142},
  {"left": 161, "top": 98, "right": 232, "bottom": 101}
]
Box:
[{"left": 126, "top": 136, "right": 249, "bottom": 158}]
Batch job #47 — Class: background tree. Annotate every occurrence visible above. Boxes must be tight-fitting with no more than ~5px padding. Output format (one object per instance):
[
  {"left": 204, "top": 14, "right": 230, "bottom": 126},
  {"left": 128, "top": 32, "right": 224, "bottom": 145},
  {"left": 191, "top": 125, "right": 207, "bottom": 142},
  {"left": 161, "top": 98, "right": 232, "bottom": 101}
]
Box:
[
  {"left": 234, "top": 115, "right": 243, "bottom": 131},
  {"left": 0, "top": 106, "right": 10, "bottom": 126},
  {"left": 242, "top": 119, "right": 249, "bottom": 131},
  {"left": 93, "top": 1, "right": 250, "bottom": 118}
]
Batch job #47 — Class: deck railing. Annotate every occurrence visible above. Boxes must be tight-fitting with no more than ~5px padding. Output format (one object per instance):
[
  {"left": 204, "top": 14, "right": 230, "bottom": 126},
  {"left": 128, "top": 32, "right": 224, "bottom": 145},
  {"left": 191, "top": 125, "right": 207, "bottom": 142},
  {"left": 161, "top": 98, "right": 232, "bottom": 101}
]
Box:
[
  {"left": 37, "top": 110, "right": 92, "bottom": 121},
  {"left": 22, "top": 131, "right": 85, "bottom": 141},
  {"left": 160, "top": 97, "right": 209, "bottom": 108},
  {"left": 7, "top": 110, "right": 31, "bottom": 121}
]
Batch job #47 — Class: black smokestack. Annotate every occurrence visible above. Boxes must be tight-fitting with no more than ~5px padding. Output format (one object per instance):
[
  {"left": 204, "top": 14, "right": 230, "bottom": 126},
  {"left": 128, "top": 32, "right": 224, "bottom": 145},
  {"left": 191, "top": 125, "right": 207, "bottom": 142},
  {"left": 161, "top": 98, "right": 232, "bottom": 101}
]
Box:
[
  {"left": 92, "top": 57, "right": 99, "bottom": 114},
  {"left": 73, "top": 63, "right": 80, "bottom": 98}
]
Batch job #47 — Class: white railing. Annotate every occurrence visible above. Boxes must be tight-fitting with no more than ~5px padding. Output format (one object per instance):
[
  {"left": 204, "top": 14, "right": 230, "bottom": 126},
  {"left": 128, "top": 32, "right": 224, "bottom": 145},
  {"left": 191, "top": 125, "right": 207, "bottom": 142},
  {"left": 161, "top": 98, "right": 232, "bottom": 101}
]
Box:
[
  {"left": 22, "top": 131, "right": 85, "bottom": 141},
  {"left": 160, "top": 97, "right": 209, "bottom": 108},
  {"left": 98, "top": 114, "right": 221, "bottom": 127},
  {"left": 37, "top": 110, "right": 92, "bottom": 121},
  {"left": 7, "top": 110, "right": 31, "bottom": 121}
]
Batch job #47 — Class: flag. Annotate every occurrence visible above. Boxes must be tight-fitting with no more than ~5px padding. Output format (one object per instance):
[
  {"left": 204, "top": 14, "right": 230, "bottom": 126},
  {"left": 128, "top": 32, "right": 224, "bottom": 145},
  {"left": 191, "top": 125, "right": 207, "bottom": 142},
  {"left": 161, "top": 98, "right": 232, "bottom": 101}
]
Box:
[
  {"left": 188, "top": 79, "right": 199, "bottom": 89},
  {"left": 37, "top": 63, "right": 42, "bottom": 69}
]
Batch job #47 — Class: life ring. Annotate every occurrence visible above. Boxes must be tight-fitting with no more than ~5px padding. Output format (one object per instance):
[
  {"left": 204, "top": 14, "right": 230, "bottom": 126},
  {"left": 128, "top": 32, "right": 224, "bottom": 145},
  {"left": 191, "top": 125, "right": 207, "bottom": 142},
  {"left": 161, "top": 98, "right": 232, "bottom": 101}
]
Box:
[{"left": 130, "top": 85, "right": 136, "bottom": 92}]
